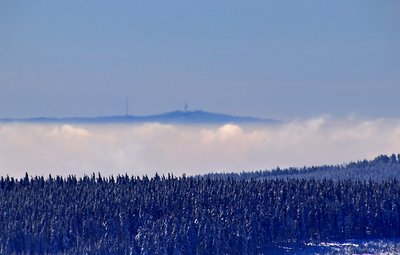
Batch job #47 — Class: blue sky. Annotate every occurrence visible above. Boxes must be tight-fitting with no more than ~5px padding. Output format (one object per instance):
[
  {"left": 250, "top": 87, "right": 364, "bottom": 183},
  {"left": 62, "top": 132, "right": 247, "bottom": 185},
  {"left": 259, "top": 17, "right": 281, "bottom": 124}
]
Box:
[{"left": 1, "top": 0, "right": 399, "bottom": 119}]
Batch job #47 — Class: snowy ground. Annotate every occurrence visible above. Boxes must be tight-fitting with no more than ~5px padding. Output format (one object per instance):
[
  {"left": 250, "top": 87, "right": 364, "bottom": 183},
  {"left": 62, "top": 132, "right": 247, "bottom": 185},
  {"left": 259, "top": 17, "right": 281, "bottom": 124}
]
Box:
[{"left": 270, "top": 239, "right": 400, "bottom": 254}]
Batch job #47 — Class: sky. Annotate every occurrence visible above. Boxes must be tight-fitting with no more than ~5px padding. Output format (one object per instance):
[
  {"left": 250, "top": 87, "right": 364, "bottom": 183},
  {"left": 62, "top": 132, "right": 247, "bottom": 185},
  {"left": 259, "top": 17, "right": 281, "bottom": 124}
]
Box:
[{"left": 1, "top": 0, "right": 399, "bottom": 119}]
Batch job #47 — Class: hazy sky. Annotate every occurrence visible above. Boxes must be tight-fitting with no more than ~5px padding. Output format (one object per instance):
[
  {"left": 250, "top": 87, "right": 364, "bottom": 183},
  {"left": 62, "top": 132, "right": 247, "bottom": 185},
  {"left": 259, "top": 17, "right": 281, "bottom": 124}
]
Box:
[
  {"left": 2, "top": 118, "right": 400, "bottom": 178},
  {"left": 1, "top": 0, "right": 399, "bottom": 119}
]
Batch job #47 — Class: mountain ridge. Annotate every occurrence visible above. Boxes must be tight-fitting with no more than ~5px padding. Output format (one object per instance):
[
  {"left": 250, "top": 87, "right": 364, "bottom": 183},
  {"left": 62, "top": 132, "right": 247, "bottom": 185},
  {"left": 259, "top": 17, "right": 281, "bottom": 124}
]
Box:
[
  {"left": 0, "top": 110, "right": 279, "bottom": 124},
  {"left": 205, "top": 154, "right": 400, "bottom": 181}
]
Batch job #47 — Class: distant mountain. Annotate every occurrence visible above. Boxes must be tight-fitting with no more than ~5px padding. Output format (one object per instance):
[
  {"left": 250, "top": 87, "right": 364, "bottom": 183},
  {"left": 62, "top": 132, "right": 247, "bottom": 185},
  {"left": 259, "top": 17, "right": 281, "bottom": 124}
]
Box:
[
  {"left": 205, "top": 154, "right": 400, "bottom": 181},
  {"left": 0, "top": 110, "right": 279, "bottom": 124}
]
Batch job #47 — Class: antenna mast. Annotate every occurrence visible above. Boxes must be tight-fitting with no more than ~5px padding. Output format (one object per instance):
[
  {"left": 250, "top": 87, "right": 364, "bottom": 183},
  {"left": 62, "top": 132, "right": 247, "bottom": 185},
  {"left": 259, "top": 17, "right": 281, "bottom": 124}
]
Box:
[{"left": 126, "top": 97, "right": 129, "bottom": 116}]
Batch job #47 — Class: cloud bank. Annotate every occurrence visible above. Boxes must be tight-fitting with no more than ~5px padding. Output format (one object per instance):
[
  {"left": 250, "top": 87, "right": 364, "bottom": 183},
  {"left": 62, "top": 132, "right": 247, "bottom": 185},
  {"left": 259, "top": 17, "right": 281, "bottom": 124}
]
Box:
[{"left": 1, "top": 117, "right": 400, "bottom": 178}]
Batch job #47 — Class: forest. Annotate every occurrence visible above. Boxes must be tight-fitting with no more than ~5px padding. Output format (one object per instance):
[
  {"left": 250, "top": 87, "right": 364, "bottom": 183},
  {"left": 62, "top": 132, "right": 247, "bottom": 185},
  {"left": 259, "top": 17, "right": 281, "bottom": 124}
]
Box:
[
  {"left": 1, "top": 155, "right": 400, "bottom": 254},
  {"left": 206, "top": 154, "right": 400, "bottom": 181}
]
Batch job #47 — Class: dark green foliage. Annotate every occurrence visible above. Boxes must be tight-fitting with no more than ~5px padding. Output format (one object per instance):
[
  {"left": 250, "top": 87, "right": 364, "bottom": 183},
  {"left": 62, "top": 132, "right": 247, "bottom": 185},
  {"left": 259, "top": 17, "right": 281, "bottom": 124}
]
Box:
[
  {"left": 206, "top": 154, "right": 400, "bottom": 181},
  {"left": 1, "top": 170, "right": 400, "bottom": 254}
]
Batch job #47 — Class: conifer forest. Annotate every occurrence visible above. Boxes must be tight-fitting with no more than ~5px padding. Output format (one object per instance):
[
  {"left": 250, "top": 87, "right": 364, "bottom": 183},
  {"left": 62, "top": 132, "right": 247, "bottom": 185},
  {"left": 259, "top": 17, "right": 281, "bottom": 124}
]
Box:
[{"left": 1, "top": 155, "right": 400, "bottom": 254}]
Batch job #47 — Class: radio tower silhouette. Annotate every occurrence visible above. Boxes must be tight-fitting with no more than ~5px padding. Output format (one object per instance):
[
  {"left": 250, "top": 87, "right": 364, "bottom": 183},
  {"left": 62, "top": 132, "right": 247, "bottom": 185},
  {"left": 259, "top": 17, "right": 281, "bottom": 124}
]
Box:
[{"left": 126, "top": 97, "right": 129, "bottom": 116}]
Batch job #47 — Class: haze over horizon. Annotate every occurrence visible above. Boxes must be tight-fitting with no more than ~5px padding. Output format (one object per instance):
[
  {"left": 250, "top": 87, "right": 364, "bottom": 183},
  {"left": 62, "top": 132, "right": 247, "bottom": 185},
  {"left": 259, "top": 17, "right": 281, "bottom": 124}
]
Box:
[{"left": 0, "top": 117, "right": 399, "bottom": 178}]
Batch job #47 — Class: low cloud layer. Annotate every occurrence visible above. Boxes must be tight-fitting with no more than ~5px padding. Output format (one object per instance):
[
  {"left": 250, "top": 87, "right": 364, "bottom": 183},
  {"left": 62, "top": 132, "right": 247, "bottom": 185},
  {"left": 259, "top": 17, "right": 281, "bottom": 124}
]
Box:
[{"left": 1, "top": 117, "right": 400, "bottom": 178}]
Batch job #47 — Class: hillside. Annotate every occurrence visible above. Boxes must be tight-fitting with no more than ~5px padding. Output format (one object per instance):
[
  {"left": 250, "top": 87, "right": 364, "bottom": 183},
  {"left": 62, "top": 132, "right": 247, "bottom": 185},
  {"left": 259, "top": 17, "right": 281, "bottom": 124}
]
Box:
[
  {"left": 1, "top": 172, "right": 400, "bottom": 254},
  {"left": 0, "top": 110, "right": 279, "bottom": 124},
  {"left": 206, "top": 154, "right": 400, "bottom": 181}
]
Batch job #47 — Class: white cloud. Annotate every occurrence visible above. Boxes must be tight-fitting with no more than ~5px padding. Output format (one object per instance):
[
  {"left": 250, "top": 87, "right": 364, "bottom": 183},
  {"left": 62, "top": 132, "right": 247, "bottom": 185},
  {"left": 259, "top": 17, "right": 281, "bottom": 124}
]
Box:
[
  {"left": 48, "top": 125, "right": 92, "bottom": 138},
  {"left": 0, "top": 117, "right": 400, "bottom": 178}
]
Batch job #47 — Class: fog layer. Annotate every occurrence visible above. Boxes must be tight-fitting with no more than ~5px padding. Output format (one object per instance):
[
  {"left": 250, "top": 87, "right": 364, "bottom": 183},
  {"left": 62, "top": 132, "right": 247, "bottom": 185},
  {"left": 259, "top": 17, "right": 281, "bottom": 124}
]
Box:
[{"left": 1, "top": 117, "right": 399, "bottom": 177}]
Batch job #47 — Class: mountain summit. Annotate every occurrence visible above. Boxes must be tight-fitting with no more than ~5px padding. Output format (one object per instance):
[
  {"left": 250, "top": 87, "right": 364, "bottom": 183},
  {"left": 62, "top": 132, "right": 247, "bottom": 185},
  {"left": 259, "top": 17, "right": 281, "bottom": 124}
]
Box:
[{"left": 0, "top": 111, "right": 279, "bottom": 124}]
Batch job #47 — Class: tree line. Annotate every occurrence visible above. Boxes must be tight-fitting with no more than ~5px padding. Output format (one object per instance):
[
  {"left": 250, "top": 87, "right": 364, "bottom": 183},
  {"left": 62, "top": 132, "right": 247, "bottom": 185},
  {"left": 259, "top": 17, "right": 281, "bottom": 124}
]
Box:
[
  {"left": 1, "top": 169, "right": 400, "bottom": 254},
  {"left": 206, "top": 154, "right": 400, "bottom": 181}
]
